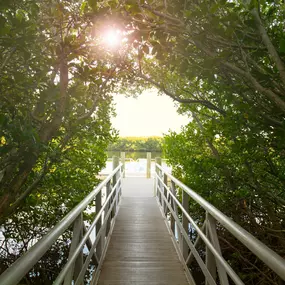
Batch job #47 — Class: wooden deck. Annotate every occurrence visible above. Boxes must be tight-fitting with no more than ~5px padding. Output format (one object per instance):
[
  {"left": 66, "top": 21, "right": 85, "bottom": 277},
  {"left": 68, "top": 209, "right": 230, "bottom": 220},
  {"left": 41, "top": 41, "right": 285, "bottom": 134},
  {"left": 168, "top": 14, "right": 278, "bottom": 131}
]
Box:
[{"left": 96, "top": 177, "right": 190, "bottom": 285}]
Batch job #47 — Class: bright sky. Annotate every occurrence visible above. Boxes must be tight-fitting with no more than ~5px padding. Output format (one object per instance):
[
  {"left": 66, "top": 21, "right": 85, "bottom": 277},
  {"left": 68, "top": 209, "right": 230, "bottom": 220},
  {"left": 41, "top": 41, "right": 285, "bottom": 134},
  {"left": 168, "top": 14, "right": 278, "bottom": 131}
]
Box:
[{"left": 111, "top": 89, "right": 189, "bottom": 136}]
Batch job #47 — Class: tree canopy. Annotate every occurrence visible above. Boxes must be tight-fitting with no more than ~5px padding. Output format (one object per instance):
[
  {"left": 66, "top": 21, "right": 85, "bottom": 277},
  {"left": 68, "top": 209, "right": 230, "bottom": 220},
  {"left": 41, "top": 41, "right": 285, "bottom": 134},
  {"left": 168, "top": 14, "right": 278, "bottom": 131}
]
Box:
[
  {"left": 1, "top": 0, "right": 285, "bottom": 283},
  {"left": 108, "top": 136, "right": 162, "bottom": 152}
]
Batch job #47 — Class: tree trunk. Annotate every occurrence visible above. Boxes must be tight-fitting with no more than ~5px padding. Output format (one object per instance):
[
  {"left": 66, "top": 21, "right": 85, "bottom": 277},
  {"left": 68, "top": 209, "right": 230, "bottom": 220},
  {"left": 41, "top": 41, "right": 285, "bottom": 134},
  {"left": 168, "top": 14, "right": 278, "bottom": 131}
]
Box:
[{"left": 0, "top": 50, "right": 69, "bottom": 220}]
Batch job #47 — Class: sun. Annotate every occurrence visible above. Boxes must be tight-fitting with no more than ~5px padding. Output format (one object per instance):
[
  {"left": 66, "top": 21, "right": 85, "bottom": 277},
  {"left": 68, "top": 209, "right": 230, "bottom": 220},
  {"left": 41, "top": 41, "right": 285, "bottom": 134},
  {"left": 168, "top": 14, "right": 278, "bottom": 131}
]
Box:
[{"left": 103, "top": 29, "right": 121, "bottom": 48}]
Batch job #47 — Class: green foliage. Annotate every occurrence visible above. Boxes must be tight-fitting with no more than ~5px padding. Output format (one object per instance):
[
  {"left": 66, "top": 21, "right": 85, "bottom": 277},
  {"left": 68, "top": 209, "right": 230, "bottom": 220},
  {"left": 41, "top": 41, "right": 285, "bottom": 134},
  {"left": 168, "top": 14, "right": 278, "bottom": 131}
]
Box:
[
  {"left": 1, "top": 0, "right": 285, "bottom": 283},
  {"left": 0, "top": 0, "right": 118, "bottom": 282},
  {"left": 163, "top": 110, "right": 285, "bottom": 283},
  {"left": 116, "top": 0, "right": 285, "bottom": 282},
  {"left": 108, "top": 136, "right": 162, "bottom": 152},
  {"left": 0, "top": 0, "right": 126, "bottom": 218}
]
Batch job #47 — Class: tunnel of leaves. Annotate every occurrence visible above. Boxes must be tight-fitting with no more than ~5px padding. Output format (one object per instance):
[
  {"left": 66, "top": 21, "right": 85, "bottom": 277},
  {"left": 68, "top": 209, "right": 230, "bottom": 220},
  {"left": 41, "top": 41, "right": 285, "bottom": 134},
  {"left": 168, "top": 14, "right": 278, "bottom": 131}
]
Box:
[{"left": 0, "top": 0, "right": 285, "bottom": 284}]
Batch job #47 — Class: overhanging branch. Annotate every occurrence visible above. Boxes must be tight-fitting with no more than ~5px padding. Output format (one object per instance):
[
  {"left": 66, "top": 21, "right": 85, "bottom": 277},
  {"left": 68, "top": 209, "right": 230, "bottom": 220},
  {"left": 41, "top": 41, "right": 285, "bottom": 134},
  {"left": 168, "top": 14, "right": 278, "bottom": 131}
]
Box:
[{"left": 139, "top": 73, "right": 226, "bottom": 115}]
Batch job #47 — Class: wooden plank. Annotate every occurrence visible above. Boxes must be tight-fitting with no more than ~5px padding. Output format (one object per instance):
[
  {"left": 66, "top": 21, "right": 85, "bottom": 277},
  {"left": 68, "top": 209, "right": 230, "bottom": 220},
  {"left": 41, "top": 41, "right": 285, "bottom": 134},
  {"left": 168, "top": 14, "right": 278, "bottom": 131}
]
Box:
[
  {"left": 96, "top": 179, "right": 190, "bottom": 284},
  {"left": 121, "top": 177, "right": 154, "bottom": 197}
]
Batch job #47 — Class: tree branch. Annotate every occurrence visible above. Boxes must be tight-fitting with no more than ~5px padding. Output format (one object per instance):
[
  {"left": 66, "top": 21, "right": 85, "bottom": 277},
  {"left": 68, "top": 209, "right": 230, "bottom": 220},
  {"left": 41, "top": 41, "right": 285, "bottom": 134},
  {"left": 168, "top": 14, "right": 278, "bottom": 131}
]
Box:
[
  {"left": 138, "top": 6, "right": 285, "bottom": 113},
  {"left": 140, "top": 4, "right": 184, "bottom": 26},
  {"left": 251, "top": 7, "right": 285, "bottom": 86},
  {"left": 7, "top": 158, "right": 50, "bottom": 215},
  {"left": 219, "top": 236, "right": 277, "bottom": 285},
  {"left": 139, "top": 73, "right": 226, "bottom": 115},
  {"left": 77, "top": 67, "right": 115, "bottom": 122},
  {"left": 0, "top": 47, "right": 16, "bottom": 73}
]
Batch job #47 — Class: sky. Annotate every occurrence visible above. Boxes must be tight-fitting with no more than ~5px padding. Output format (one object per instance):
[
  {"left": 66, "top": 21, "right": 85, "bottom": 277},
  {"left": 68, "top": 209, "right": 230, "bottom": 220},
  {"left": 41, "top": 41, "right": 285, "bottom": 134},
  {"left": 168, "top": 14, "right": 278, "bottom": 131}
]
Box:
[{"left": 111, "top": 89, "right": 189, "bottom": 137}]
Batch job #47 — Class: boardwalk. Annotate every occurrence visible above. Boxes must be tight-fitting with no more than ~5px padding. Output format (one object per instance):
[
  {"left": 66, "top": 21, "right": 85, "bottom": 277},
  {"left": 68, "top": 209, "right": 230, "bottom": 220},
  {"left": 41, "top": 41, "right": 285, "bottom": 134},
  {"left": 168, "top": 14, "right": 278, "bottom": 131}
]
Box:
[
  {"left": 96, "top": 177, "right": 190, "bottom": 285},
  {"left": 1, "top": 166, "right": 284, "bottom": 284}
]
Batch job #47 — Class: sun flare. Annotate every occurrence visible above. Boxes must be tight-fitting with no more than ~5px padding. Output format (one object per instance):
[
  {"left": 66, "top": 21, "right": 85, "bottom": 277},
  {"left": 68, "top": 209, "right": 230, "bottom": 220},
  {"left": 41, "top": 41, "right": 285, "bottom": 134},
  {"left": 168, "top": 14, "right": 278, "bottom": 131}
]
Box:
[{"left": 104, "top": 29, "right": 121, "bottom": 48}]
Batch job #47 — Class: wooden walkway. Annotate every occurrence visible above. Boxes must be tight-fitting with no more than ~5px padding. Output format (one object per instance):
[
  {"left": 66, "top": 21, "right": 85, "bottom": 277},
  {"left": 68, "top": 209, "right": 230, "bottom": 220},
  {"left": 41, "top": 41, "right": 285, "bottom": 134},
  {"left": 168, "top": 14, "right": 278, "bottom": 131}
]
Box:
[{"left": 96, "top": 177, "right": 190, "bottom": 285}]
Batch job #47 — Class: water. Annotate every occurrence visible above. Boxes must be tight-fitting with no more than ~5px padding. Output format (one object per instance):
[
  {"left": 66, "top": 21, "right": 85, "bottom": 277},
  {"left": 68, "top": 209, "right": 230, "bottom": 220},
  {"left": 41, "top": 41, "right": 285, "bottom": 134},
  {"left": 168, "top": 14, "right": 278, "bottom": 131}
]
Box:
[{"left": 101, "top": 157, "right": 171, "bottom": 177}]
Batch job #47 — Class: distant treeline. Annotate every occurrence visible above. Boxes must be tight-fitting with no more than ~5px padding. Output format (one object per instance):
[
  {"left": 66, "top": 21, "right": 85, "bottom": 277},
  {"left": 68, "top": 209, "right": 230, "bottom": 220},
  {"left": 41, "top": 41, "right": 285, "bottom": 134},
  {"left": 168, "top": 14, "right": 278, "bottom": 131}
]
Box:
[{"left": 108, "top": 137, "right": 162, "bottom": 152}]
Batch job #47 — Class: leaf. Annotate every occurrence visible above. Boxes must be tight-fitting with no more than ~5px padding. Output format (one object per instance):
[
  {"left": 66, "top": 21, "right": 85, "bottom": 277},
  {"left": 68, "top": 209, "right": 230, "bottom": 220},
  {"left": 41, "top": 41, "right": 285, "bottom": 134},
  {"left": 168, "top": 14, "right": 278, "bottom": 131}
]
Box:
[
  {"left": 250, "top": 0, "right": 258, "bottom": 9},
  {"left": 16, "top": 9, "right": 25, "bottom": 23},
  {"left": 0, "top": 15, "right": 6, "bottom": 26},
  {"left": 88, "top": 0, "right": 97, "bottom": 11},
  {"left": 80, "top": 1, "right": 88, "bottom": 14},
  {"left": 0, "top": 114, "right": 6, "bottom": 126},
  {"left": 0, "top": 25, "right": 10, "bottom": 36},
  {"left": 126, "top": 3, "right": 141, "bottom": 14},
  {"left": 210, "top": 3, "right": 219, "bottom": 14},
  {"left": 108, "top": 0, "right": 119, "bottom": 9},
  {"left": 279, "top": 38, "right": 285, "bottom": 53},
  {"left": 142, "top": 44, "right": 149, "bottom": 54}
]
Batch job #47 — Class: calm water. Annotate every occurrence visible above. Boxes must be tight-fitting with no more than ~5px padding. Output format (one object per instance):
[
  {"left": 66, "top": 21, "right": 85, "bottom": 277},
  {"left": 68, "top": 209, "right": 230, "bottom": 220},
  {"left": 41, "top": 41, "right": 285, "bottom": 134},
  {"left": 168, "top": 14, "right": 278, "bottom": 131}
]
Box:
[{"left": 102, "top": 152, "right": 170, "bottom": 177}]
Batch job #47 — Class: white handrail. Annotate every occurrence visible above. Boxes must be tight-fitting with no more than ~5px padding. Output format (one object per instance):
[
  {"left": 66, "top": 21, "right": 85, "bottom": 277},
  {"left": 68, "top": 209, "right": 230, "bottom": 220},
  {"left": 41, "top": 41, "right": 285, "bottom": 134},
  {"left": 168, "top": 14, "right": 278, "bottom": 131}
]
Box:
[
  {"left": 155, "top": 163, "right": 285, "bottom": 283},
  {"left": 0, "top": 164, "right": 123, "bottom": 285}
]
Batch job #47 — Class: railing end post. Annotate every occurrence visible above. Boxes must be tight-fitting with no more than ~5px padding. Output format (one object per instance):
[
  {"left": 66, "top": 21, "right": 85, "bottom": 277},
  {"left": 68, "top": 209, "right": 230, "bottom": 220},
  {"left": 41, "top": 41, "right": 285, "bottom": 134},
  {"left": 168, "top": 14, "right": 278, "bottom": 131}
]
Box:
[
  {"left": 120, "top": 152, "right": 125, "bottom": 178},
  {"left": 155, "top": 157, "right": 162, "bottom": 166},
  {"left": 147, "top": 152, "right": 151, "bottom": 178}
]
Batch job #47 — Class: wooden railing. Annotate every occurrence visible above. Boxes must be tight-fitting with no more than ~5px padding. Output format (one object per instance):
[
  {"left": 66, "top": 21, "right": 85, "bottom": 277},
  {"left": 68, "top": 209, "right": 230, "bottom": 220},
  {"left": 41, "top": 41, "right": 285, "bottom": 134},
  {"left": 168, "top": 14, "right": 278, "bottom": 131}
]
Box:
[
  {"left": 155, "top": 162, "right": 285, "bottom": 285},
  {"left": 0, "top": 162, "right": 123, "bottom": 285}
]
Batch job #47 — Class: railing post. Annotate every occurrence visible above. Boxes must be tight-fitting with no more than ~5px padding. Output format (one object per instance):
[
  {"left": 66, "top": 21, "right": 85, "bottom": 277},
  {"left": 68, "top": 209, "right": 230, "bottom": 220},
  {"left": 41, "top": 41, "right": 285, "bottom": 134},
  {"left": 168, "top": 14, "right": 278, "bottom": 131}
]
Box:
[
  {"left": 206, "top": 212, "right": 217, "bottom": 285},
  {"left": 112, "top": 156, "right": 119, "bottom": 217},
  {"left": 105, "top": 180, "right": 112, "bottom": 237},
  {"left": 155, "top": 157, "right": 162, "bottom": 199},
  {"left": 147, "top": 152, "right": 151, "bottom": 178},
  {"left": 163, "top": 173, "right": 168, "bottom": 215},
  {"left": 155, "top": 157, "right": 162, "bottom": 168},
  {"left": 115, "top": 164, "right": 121, "bottom": 209},
  {"left": 207, "top": 213, "right": 229, "bottom": 285},
  {"left": 64, "top": 213, "right": 83, "bottom": 285},
  {"left": 120, "top": 152, "right": 125, "bottom": 178},
  {"left": 112, "top": 156, "right": 120, "bottom": 173},
  {"left": 181, "top": 190, "right": 189, "bottom": 260},
  {"left": 170, "top": 181, "right": 176, "bottom": 235},
  {"left": 74, "top": 217, "right": 83, "bottom": 284},
  {"left": 95, "top": 190, "right": 102, "bottom": 260}
]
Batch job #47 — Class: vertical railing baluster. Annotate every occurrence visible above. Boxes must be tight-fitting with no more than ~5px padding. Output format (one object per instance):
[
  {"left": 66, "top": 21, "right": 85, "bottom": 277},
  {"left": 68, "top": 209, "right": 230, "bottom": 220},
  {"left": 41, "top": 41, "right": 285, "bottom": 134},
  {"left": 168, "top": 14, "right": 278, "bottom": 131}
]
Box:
[
  {"left": 182, "top": 190, "right": 190, "bottom": 260},
  {"left": 105, "top": 180, "right": 111, "bottom": 237},
  {"left": 170, "top": 181, "right": 176, "bottom": 236},
  {"left": 100, "top": 224, "right": 106, "bottom": 260},
  {"left": 74, "top": 215, "right": 83, "bottom": 284},
  {"left": 119, "top": 164, "right": 123, "bottom": 199},
  {"left": 115, "top": 169, "right": 120, "bottom": 214},
  {"left": 172, "top": 185, "right": 180, "bottom": 243},
  {"left": 163, "top": 173, "right": 168, "bottom": 215},
  {"left": 64, "top": 213, "right": 83, "bottom": 285},
  {"left": 158, "top": 170, "right": 162, "bottom": 206},
  {"left": 112, "top": 156, "right": 119, "bottom": 217},
  {"left": 95, "top": 190, "right": 102, "bottom": 260},
  {"left": 155, "top": 157, "right": 162, "bottom": 204},
  {"left": 121, "top": 152, "right": 125, "bottom": 178},
  {"left": 207, "top": 214, "right": 229, "bottom": 285},
  {"left": 206, "top": 212, "right": 217, "bottom": 285},
  {"left": 119, "top": 165, "right": 122, "bottom": 197}
]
